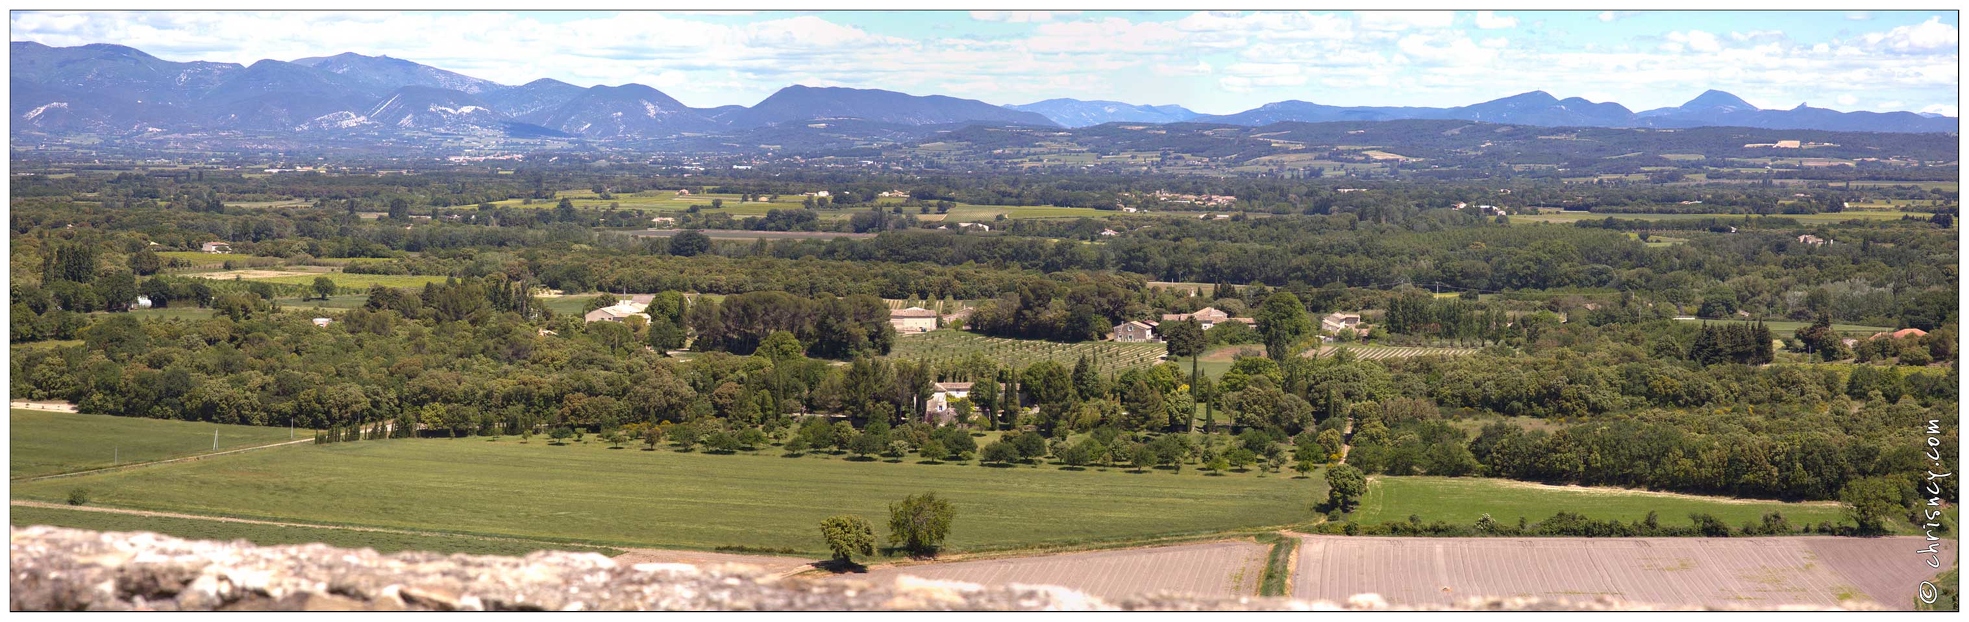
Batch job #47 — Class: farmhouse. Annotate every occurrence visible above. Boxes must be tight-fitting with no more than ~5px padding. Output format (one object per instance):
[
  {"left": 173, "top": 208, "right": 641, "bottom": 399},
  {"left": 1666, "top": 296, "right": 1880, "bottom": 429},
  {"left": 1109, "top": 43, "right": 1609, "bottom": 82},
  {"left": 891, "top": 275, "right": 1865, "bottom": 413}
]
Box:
[
  {"left": 1100, "top": 229, "right": 1120, "bottom": 237},
  {"left": 1162, "top": 307, "right": 1232, "bottom": 329},
  {"left": 675, "top": 189, "right": 691, "bottom": 196},
  {"left": 311, "top": 318, "right": 333, "bottom": 328},
  {"left": 1322, "top": 312, "right": 1364, "bottom": 334},
  {"left": 1112, "top": 320, "right": 1160, "bottom": 343},
  {"left": 1797, "top": 234, "right": 1827, "bottom": 245},
  {"left": 890, "top": 307, "right": 940, "bottom": 334},
  {"left": 957, "top": 222, "right": 990, "bottom": 232},
  {"left": 584, "top": 300, "right": 650, "bottom": 323},
  {"left": 200, "top": 241, "right": 232, "bottom": 254},
  {"left": 924, "top": 382, "right": 973, "bottom": 424}
]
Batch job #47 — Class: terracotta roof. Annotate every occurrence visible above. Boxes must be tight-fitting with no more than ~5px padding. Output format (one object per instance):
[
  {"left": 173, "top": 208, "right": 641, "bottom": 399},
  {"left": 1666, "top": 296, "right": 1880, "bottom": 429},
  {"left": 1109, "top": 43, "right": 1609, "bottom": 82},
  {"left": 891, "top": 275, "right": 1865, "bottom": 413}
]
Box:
[{"left": 891, "top": 307, "right": 940, "bottom": 318}]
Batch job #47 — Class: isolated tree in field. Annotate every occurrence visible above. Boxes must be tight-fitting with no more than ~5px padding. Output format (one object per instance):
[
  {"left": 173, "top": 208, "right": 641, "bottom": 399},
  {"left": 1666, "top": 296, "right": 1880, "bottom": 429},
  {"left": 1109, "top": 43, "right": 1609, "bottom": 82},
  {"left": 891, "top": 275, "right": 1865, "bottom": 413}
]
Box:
[
  {"left": 819, "top": 515, "right": 876, "bottom": 565},
  {"left": 981, "top": 440, "right": 1019, "bottom": 465},
  {"left": 1129, "top": 445, "right": 1157, "bottom": 472},
  {"left": 601, "top": 430, "right": 626, "bottom": 449},
  {"left": 1158, "top": 318, "right": 1207, "bottom": 384},
  {"left": 1225, "top": 447, "right": 1256, "bottom": 472},
  {"left": 1326, "top": 464, "right": 1366, "bottom": 512},
  {"left": 311, "top": 276, "right": 337, "bottom": 301},
  {"left": 1256, "top": 292, "right": 1312, "bottom": 362},
  {"left": 918, "top": 439, "right": 950, "bottom": 463},
  {"left": 1839, "top": 476, "right": 1907, "bottom": 535},
  {"left": 669, "top": 230, "right": 712, "bottom": 257},
  {"left": 548, "top": 426, "right": 573, "bottom": 445},
  {"left": 888, "top": 492, "right": 956, "bottom": 556}
]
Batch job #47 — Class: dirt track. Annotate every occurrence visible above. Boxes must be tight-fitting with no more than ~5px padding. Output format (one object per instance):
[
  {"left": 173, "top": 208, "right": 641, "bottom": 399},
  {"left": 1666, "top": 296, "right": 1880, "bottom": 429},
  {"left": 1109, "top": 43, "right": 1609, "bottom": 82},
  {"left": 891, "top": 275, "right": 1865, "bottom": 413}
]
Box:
[
  {"left": 1294, "top": 535, "right": 1954, "bottom": 610},
  {"left": 861, "top": 540, "right": 1269, "bottom": 600},
  {"left": 12, "top": 439, "right": 315, "bottom": 483}
]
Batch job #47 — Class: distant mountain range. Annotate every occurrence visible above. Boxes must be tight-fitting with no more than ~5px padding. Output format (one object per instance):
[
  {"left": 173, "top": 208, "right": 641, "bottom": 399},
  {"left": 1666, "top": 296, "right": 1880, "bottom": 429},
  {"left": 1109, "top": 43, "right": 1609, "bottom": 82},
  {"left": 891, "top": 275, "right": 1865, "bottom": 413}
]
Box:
[
  {"left": 1006, "top": 99, "right": 1199, "bottom": 127},
  {"left": 10, "top": 41, "right": 1957, "bottom": 143}
]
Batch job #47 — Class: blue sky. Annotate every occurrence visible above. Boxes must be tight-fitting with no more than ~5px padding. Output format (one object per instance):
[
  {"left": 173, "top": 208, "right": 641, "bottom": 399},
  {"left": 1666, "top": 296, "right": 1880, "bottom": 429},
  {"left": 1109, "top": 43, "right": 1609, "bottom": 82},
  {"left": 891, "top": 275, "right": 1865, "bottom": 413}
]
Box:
[{"left": 10, "top": 10, "right": 1958, "bottom": 116}]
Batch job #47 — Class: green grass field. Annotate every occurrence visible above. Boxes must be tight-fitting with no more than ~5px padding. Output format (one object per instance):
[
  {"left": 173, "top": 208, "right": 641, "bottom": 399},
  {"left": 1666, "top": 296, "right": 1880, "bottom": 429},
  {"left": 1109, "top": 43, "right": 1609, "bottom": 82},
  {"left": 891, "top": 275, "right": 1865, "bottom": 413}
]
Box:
[
  {"left": 9, "top": 505, "right": 619, "bottom": 557},
  {"left": 157, "top": 251, "right": 233, "bottom": 266},
  {"left": 10, "top": 410, "right": 305, "bottom": 478},
  {"left": 889, "top": 330, "right": 1169, "bottom": 377},
  {"left": 1674, "top": 317, "right": 1891, "bottom": 334},
  {"left": 238, "top": 273, "right": 452, "bottom": 289},
  {"left": 9, "top": 437, "right": 1322, "bottom": 557},
  {"left": 1354, "top": 476, "right": 1851, "bottom": 529}
]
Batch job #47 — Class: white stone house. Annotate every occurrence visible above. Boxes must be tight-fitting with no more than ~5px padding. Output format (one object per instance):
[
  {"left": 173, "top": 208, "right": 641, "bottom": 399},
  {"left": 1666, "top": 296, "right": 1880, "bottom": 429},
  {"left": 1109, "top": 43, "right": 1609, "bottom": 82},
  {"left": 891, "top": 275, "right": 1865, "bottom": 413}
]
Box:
[{"left": 890, "top": 307, "right": 940, "bottom": 333}]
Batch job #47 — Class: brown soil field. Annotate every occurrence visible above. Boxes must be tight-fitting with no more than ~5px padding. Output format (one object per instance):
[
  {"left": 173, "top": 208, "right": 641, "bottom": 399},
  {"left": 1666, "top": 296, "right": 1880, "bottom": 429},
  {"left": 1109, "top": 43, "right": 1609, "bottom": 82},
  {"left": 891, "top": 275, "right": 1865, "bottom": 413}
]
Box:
[
  {"left": 1294, "top": 535, "right": 1954, "bottom": 610},
  {"left": 864, "top": 540, "right": 1269, "bottom": 600}
]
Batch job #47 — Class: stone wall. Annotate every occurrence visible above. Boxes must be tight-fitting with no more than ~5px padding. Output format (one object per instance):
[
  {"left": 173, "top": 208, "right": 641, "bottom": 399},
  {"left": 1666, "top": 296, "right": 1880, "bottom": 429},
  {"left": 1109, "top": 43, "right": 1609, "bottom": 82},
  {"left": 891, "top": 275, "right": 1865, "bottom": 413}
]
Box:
[{"left": 10, "top": 527, "right": 1873, "bottom": 611}]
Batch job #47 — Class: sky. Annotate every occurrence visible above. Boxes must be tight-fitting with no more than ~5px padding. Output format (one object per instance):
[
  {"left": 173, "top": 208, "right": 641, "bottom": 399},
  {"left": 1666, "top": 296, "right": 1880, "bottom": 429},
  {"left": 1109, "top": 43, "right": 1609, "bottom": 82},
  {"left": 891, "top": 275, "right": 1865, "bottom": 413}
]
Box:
[{"left": 9, "top": 10, "right": 1959, "bottom": 116}]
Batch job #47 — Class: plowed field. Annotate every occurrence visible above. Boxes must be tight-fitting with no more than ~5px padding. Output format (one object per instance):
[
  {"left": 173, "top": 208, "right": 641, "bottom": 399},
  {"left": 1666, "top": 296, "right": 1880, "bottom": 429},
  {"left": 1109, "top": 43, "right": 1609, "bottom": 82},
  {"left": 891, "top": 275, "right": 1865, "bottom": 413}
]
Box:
[{"left": 1293, "top": 535, "right": 1954, "bottom": 610}]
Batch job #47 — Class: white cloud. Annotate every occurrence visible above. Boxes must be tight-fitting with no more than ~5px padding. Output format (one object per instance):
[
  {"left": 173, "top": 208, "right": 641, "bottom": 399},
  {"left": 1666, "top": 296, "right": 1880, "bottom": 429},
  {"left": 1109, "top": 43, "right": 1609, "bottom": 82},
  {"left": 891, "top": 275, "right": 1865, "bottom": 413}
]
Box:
[
  {"left": 1473, "top": 11, "right": 1517, "bottom": 30},
  {"left": 1356, "top": 11, "right": 1454, "bottom": 31},
  {"left": 1598, "top": 11, "right": 1641, "bottom": 23},
  {"left": 1151, "top": 60, "right": 1212, "bottom": 76},
  {"left": 1835, "top": 94, "right": 1858, "bottom": 106},
  {"left": 1919, "top": 103, "right": 1957, "bottom": 116},
  {"left": 1860, "top": 16, "right": 1957, "bottom": 53},
  {"left": 1663, "top": 30, "right": 1722, "bottom": 53},
  {"left": 970, "top": 11, "right": 1077, "bottom": 24}
]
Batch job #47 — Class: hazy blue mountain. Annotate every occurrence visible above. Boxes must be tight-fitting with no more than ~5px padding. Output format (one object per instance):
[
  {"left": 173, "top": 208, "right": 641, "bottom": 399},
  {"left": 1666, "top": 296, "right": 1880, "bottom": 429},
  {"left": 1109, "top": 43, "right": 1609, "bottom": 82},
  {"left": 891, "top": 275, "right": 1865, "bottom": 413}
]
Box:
[
  {"left": 532, "top": 83, "right": 715, "bottom": 138},
  {"left": 351, "top": 86, "right": 505, "bottom": 131},
  {"left": 728, "top": 85, "right": 1057, "bottom": 129},
  {"left": 292, "top": 52, "right": 502, "bottom": 96},
  {"left": 1005, "top": 98, "right": 1199, "bottom": 127},
  {"left": 483, "top": 78, "right": 587, "bottom": 121},
  {"left": 195, "top": 60, "right": 377, "bottom": 131},
  {"left": 10, "top": 41, "right": 241, "bottom": 108},
  {"left": 9, "top": 42, "right": 1956, "bottom": 138},
  {"left": 1200, "top": 89, "right": 1954, "bottom": 134}
]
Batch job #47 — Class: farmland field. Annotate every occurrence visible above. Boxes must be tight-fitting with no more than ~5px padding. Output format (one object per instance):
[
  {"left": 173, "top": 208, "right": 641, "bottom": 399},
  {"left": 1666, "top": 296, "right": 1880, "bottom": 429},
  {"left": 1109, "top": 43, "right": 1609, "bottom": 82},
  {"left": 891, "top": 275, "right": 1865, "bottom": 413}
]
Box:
[
  {"left": 864, "top": 539, "right": 1270, "bottom": 600},
  {"left": 10, "top": 409, "right": 305, "bottom": 478},
  {"left": 1671, "top": 317, "right": 1891, "bottom": 335},
  {"left": 8, "top": 436, "right": 1321, "bottom": 557},
  {"left": 1354, "top": 476, "right": 1849, "bottom": 529},
  {"left": 1294, "top": 535, "right": 1952, "bottom": 609},
  {"left": 1306, "top": 345, "right": 1477, "bottom": 361},
  {"left": 157, "top": 251, "right": 233, "bottom": 266},
  {"left": 889, "top": 330, "right": 1169, "bottom": 376}
]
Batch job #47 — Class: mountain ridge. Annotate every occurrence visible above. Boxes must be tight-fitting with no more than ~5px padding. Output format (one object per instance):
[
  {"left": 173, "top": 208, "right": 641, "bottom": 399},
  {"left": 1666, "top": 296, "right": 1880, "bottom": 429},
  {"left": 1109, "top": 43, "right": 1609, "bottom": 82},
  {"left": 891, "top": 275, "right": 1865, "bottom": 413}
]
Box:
[{"left": 8, "top": 41, "right": 1956, "bottom": 140}]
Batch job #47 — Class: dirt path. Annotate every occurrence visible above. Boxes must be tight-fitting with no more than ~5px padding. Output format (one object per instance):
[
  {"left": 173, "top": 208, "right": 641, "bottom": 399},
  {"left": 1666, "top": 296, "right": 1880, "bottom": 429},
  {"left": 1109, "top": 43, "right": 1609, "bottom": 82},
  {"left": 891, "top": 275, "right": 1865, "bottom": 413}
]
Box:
[
  {"left": 9, "top": 401, "right": 78, "bottom": 413},
  {"left": 12, "top": 438, "right": 315, "bottom": 483},
  {"left": 1338, "top": 417, "right": 1355, "bottom": 461}
]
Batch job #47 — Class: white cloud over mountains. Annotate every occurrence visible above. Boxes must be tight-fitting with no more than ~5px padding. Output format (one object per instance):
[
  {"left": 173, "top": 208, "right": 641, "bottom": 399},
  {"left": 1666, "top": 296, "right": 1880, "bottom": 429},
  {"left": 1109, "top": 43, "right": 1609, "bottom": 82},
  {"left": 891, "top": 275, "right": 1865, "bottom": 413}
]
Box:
[{"left": 8, "top": 10, "right": 1956, "bottom": 115}]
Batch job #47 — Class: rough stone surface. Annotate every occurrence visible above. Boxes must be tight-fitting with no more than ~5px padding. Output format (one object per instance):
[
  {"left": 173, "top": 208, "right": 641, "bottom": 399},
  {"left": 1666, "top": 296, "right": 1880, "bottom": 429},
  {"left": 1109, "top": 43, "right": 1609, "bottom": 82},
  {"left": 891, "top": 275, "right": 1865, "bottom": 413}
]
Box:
[{"left": 10, "top": 527, "right": 1879, "bottom": 611}]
